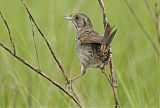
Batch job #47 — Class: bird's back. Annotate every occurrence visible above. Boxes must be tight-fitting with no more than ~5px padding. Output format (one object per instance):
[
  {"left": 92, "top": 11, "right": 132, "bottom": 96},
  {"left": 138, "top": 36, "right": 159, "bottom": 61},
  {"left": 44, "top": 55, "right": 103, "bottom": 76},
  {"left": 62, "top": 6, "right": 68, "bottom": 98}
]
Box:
[{"left": 76, "top": 29, "right": 111, "bottom": 69}]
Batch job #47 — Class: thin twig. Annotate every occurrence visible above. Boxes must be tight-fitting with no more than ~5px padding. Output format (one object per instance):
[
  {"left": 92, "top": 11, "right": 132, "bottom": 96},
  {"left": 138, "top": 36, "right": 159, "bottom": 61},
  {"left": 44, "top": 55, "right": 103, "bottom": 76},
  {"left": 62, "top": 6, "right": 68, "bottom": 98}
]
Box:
[
  {"left": 70, "top": 85, "right": 81, "bottom": 104},
  {"left": 0, "top": 11, "right": 16, "bottom": 55},
  {"left": 97, "top": 0, "right": 108, "bottom": 28},
  {"left": 155, "top": 3, "right": 160, "bottom": 45},
  {"left": 144, "top": 0, "right": 160, "bottom": 45},
  {"left": 21, "top": 1, "right": 82, "bottom": 104},
  {"left": 21, "top": 0, "right": 69, "bottom": 81},
  {"left": 124, "top": 0, "right": 160, "bottom": 56},
  {"left": 29, "top": 16, "right": 40, "bottom": 68},
  {"left": 98, "top": 0, "right": 120, "bottom": 108},
  {"left": 0, "top": 43, "right": 82, "bottom": 108},
  {"left": 0, "top": 5, "right": 82, "bottom": 107},
  {"left": 108, "top": 53, "right": 120, "bottom": 108}
]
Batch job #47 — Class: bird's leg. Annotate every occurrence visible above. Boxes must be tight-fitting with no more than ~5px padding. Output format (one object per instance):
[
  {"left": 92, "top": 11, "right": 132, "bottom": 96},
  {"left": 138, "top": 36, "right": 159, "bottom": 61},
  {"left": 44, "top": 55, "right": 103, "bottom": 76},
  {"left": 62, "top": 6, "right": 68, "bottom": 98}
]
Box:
[
  {"left": 65, "top": 65, "right": 87, "bottom": 89},
  {"left": 70, "top": 65, "right": 87, "bottom": 82}
]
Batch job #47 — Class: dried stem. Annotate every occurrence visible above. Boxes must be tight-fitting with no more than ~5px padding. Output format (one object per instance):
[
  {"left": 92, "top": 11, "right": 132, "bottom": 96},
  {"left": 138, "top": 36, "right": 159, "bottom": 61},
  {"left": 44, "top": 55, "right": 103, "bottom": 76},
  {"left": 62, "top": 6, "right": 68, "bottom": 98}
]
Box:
[
  {"left": 21, "top": 0, "right": 69, "bottom": 81},
  {"left": 70, "top": 84, "right": 81, "bottom": 104},
  {"left": 144, "top": 0, "right": 160, "bottom": 45},
  {"left": 108, "top": 53, "right": 120, "bottom": 108},
  {"left": 0, "top": 43, "right": 82, "bottom": 108},
  {"left": 98, "top": 0, "right": 120, "bottom": 107},
  {"left": 97, "top": 0, "right": 108, "bottom": 28},
  {"left": 155, "top": 3, "right": 160, "bottom": 45},
  {"left": 124, "top": 0, "right": 160, "bottom": 56},
  {"left": 22, "top": 1, "right": 82, "bottom": 104},
  {"left": 0, "top": 11, "right": 16, "bottom": 54},
  {"left": 29, "top": 16, "right": 40, "bottom": 68},
  {"left": 0, "top": 4, "right": 82, "bottom": 108}
]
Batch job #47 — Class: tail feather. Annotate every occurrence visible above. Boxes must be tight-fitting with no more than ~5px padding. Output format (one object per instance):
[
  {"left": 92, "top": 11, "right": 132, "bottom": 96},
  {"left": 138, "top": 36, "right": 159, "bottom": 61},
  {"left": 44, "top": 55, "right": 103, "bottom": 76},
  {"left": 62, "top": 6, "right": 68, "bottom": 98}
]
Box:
[
  {"left": 100, "top": 24, "right": 117, "bottom": 53},
  {"left": 103, "top": 24, "right": 116, "bottom": 45},
  {"left": 102, "top": 24, "right": 117, "bottom": 45},
  {"left": 106, "top": 29, "right": 117, "bottom": 46}
]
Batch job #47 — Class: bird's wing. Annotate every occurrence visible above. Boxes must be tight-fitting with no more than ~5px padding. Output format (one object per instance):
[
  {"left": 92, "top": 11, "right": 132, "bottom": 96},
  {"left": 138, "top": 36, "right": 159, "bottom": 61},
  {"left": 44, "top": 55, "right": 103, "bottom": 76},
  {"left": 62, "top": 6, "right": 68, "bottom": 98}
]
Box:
[
  {"left": 78, "top": 32, "right": 103, "bottom": 44},
  {"left": 78, "top": 27, "right": 117, "bottom": 45}
]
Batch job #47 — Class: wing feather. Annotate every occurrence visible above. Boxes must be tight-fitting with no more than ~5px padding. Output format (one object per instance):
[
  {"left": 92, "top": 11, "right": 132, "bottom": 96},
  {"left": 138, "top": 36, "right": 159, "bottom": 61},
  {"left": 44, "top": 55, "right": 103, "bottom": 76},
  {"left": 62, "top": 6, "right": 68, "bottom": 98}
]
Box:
[
  {"left": 78, "top": 26, "right": 117, "bottom": 45},
  {"left": 78, "top": 32, "right": 103, "bottom": 44}
]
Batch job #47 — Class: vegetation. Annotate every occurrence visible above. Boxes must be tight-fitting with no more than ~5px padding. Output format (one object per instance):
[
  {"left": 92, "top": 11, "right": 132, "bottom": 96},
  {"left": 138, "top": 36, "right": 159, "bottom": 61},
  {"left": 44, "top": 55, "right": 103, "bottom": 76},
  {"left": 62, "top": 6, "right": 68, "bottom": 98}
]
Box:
[{"left": 0, "top": 0, "right": 159, "bottom": 107}]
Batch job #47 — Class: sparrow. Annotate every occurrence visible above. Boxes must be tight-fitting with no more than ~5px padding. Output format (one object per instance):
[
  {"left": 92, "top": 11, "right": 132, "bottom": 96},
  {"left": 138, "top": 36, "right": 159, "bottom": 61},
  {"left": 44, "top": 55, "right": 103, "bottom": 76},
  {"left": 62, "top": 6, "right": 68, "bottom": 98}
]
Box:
[{"left": 64, "top": 13, "right": 117, "bottom": 84}]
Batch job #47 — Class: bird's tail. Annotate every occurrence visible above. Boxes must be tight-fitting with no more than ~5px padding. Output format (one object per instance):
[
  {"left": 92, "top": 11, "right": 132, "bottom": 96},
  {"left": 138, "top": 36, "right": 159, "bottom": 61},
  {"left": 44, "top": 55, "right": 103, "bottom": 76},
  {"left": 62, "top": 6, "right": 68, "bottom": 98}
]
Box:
[{"left": 100, "top": 24, "right": 117, "bottom": 52}]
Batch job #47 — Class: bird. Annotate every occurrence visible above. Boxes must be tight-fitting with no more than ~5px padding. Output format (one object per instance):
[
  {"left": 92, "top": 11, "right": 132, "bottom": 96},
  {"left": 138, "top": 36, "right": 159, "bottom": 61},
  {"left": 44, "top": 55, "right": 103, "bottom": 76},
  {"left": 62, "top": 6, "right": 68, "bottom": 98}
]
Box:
[{"left": 64, "top": 13, "right": 117, "bottom": 85}]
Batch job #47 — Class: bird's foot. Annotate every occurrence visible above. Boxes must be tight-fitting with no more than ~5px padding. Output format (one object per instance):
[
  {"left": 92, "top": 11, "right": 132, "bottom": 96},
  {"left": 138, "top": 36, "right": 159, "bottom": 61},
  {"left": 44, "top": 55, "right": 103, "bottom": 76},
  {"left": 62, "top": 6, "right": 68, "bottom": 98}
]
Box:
[{"left": 109, "top": 75, "right": 119, "bottom": 88}]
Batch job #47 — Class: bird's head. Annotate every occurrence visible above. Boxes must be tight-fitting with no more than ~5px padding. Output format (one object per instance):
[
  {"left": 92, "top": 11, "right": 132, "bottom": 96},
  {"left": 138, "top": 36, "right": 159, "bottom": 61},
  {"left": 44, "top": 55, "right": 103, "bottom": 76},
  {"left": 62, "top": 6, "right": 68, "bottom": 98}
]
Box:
[{"left": 64, "top": 13, "right": 93, "bottom": 30}]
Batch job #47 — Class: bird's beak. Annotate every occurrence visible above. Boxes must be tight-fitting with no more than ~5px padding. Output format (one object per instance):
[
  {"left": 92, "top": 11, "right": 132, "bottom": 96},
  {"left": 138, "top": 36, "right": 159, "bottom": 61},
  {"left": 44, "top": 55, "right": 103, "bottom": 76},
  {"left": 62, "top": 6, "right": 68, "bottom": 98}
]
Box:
[{"left": 63, "top": 16, "right": 72, "bottom": 20}]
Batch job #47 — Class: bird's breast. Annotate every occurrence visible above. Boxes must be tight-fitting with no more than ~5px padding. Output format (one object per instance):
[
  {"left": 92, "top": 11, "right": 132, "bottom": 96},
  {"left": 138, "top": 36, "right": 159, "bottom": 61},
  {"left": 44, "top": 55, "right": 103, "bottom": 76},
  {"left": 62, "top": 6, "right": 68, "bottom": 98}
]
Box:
[{"left": 75, "top": 40, "right": 100, "bottom": 67}]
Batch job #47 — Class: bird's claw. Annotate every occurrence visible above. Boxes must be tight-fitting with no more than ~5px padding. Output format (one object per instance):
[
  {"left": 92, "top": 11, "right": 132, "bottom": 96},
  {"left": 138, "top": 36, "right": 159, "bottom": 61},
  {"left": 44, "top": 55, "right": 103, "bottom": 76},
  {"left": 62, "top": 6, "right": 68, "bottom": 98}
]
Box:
[{"left": 108, "top": 75, "right": 119, "bottom": 88}]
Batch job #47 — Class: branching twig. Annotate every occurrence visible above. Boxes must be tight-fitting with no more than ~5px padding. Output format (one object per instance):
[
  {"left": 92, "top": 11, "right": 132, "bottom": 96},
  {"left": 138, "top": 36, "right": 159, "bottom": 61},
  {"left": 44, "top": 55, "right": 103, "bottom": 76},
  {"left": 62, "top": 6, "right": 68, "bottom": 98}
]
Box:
[
  {"left": 124, "top": 0, "right": 160, "bottom": 56},
  {"left": 21, "top": 1, "right": 82, "bottom": 104},
  {"left": 0, "top": 43, "right": 82, "bottom": 108},
  {"left": 0, "top": 4, "right": 82, "bottom": 108},
  {"left": 0, "top": 11, "right": 16, "bottom": 55},
  {"left": 98, "top": 0, "right": 120, "bottom": 108},
  {"left": 21, "top": 0, "right": 69, "bottom": 81}
]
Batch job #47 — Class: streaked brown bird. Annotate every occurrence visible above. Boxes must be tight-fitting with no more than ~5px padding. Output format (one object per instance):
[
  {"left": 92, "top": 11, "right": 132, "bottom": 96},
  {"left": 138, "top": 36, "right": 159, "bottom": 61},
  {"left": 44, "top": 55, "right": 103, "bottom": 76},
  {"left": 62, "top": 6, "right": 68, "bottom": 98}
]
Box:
[{"left": 64, "top": 13, "right": 117, "bottom": 84}]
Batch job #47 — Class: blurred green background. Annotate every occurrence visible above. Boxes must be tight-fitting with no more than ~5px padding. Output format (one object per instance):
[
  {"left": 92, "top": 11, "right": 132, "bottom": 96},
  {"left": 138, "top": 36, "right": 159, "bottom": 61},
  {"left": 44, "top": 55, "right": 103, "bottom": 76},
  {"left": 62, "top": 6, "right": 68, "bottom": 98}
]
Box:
[{"left": 0, "top": 0, "right": 160, "bottom": 108}]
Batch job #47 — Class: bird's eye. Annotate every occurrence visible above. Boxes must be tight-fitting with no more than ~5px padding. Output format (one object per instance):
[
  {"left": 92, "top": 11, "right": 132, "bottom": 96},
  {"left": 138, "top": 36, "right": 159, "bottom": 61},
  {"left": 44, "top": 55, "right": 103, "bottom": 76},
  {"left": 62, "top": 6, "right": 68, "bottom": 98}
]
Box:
[{"left": 75, "top": 15, "right": 79, "bottom": 20}]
